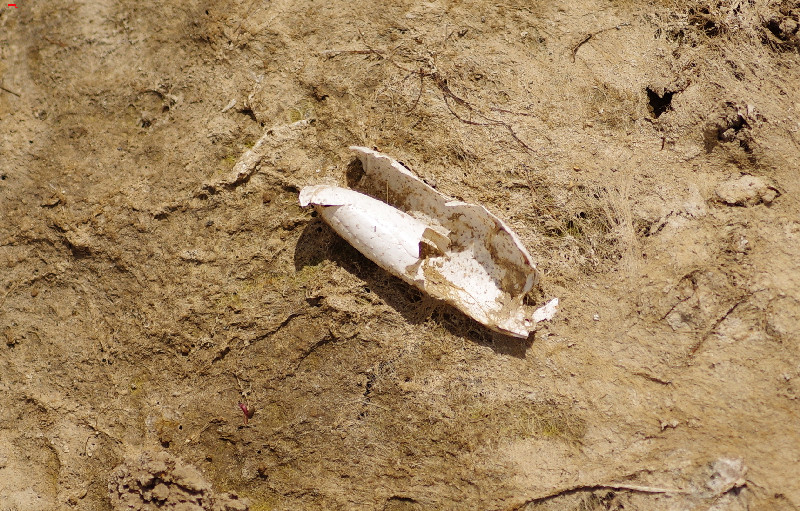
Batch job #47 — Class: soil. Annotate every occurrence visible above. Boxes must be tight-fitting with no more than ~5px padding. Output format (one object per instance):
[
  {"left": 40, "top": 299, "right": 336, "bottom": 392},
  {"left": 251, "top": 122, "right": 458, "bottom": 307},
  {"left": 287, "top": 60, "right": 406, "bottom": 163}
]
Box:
[{"left": 1, "top": 0, "right": 799, "bottom": 510}]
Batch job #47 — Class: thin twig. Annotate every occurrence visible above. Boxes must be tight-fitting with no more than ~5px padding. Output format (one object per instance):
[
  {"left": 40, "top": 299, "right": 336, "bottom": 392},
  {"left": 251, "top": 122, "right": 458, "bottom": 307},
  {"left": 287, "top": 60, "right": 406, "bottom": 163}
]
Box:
[
  {"left": 44, "top": 36, "right": 68, "bottom": 48},
  {"left": 602, "top": 482, "right": 690, "bottom": 494},
  {"left": 425, "top": 68, "right": 535, "bottom": 153},
  {"left": 320, "top": 49, "right": 379, "bottom": 57},
  {"left": 440, "top": 91, "right": 534, "bottom": 153},
  {"left": 490, "top": 106, "right": 537, "bottom": 117},
  {"left": 572, "top": 33, "right": 594, "bottom": 62},
  {"left": 633, "top": 372, "right": 673, "bottom": 385},
  {"left": 510, "top": 481, "right": 692, "bottom": 510},
  {"left": 327, "top": 31, "right": 539, "bottom": 155},
  {"left": 572, "top": 22, "right": 632, "bottom": 62},
  {"left": 689, "top": 296, "right": 748, "bottom": 356},
  {"left": 0, "top": 85, "right": 20, "bottom": 97}
]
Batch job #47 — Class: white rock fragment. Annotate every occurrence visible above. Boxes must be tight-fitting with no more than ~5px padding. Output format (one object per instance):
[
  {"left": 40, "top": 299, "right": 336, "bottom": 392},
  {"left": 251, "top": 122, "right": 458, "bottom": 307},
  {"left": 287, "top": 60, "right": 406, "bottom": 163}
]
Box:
[
  {"left": 221, "top": 98, "right": 237, "bottom": 113},
  {"left": 706, "top": 457, "right": 747, "bottom": 496},
  {"left": 178, "top": 249, "right": 217, "bottom": 263},
  {"left": 299, "top": 146, "right": 554, "bottom": 338},
  {"left": 715, "top": 174, "right": 779, "bottom": 206}
]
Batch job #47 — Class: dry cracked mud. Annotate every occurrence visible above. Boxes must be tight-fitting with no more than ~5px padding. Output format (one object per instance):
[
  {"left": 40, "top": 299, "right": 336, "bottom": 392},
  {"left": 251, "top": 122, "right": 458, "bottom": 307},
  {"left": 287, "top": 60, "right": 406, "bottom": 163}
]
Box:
[{"left": 1, "top": 0, "right": 799, "bottom": 509}]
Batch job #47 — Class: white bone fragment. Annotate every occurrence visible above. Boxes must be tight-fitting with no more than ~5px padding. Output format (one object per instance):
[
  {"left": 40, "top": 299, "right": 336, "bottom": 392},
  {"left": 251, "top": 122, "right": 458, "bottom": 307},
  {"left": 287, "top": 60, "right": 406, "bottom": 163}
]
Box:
[
  {"left": 221, "top": 98, "right": 237, "bottom": 113},
  {"left": 299, "top": 146, "right": 555, "bottom": 338},
  {"left": 532, "top": 298, "right": 559, "bottom": 323}
]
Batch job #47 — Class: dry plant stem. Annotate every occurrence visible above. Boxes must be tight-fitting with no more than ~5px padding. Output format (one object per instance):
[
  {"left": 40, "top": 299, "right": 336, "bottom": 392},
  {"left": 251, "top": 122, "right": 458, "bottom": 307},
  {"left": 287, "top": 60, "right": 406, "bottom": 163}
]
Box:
[
  {"left": 688, "top": 295, "right": 749, "bottom": 356},
  {"left": 333, "top": 31, "right": 538, "bottom": 155},
  {"left": 660, "top": 270, "right": 700, "bottom": 320},
  {"left": 602, "top": 482, "right": 690, "bottom": 494},
  {"left": 633, "top": 371, "right": 672, "bottom": 385},
  {"left": 0, "top": 84, "right": 20, "bottom": 97},
  {"left": 43, "top": 36, "right": 69, "bottom": 48},
  {"left": 436, "top": 76, "right": 535, "bottom": 153},
  {"left": 320, "top": 49, "right": 377, "bottom": 57},
  {"left": 154, "top": 120, "right": 307, "bottom": 219},
  {"left": 510, "top": 481, "right": 692, "bottom": 510},
  {"left": 572, "top": 22, "right": 632, "bottom": 62}
]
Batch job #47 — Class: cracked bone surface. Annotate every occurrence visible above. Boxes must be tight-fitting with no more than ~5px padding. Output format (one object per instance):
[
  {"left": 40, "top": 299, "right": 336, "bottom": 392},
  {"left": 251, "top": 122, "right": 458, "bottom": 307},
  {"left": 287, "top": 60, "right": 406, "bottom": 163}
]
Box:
[{"left": 299, "top": 147, "right": 556, "bottom": 338}]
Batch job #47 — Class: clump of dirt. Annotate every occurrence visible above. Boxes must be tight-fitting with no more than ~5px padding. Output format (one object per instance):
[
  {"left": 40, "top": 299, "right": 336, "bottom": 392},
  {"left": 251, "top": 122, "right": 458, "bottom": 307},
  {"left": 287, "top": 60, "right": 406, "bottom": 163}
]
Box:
[
  {"left": 108, "top": 451, "right": 248, "bottom": 511},
  {"left": 714, "top": 174, "right": 780, "bottom": 206}
]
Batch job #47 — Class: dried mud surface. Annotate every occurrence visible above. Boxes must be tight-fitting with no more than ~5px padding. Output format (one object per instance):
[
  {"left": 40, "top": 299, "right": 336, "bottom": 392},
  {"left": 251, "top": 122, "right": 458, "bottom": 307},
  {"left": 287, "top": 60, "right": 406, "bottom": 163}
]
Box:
[{"left": 1, "top": 1, "right": 799, "bottom": 510}]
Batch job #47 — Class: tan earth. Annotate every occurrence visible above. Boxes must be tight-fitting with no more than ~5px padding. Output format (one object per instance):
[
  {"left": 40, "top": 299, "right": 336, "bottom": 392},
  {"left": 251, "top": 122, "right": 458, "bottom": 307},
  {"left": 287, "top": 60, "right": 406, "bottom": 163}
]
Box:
[{"left": 2, "top": 0, "right": 800, "bottom": 510}]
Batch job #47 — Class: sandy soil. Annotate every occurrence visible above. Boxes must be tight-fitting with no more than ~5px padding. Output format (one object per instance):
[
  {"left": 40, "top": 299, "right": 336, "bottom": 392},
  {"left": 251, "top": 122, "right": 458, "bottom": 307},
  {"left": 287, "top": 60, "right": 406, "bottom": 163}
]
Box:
[{"left": 2, "top": 0, "right": 800, "bottom": 509}]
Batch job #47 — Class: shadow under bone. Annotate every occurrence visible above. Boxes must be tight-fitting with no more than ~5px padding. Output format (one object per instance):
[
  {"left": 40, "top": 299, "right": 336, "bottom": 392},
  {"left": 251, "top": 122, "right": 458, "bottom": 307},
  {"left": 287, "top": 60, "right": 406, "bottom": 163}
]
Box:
[{"left": 293, "top": 217, "right": 534, "bottom": 358}]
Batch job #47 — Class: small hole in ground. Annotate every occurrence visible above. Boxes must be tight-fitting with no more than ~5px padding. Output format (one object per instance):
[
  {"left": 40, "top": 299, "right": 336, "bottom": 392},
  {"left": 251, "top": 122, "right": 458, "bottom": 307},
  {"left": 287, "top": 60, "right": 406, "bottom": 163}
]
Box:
[
  {"left": 646, "top": 87, "right": 674, "bottom": 118},
  {"left": 239, "top": 108, "right": 257, "bottom": 122}
]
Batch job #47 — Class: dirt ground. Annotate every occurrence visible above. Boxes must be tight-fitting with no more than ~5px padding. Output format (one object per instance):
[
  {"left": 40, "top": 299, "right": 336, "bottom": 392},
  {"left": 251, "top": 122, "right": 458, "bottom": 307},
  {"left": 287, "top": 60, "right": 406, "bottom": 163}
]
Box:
[{"left": 2, "top": 0, "right": 799, "bottom": 509}]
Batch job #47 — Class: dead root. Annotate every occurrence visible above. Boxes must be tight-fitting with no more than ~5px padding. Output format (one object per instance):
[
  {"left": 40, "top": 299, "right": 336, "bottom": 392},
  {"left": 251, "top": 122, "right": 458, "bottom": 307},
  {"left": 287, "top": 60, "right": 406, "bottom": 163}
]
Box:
[{"left": 323, "top": 30, "right": 539, "bottom": 156}]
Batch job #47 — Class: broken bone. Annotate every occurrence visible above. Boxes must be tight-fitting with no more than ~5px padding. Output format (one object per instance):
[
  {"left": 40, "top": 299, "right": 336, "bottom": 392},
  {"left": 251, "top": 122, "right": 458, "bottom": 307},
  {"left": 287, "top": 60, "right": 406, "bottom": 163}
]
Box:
[{"left": 299, "top": 147, "right": 556, "bottom": 338}]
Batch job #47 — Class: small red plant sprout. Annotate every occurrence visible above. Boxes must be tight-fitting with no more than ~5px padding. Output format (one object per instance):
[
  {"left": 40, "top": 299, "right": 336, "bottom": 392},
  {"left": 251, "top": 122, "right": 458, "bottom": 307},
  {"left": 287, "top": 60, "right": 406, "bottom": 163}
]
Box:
[{"left": 238, "top": 402, "right": 255, "bottom": 425}]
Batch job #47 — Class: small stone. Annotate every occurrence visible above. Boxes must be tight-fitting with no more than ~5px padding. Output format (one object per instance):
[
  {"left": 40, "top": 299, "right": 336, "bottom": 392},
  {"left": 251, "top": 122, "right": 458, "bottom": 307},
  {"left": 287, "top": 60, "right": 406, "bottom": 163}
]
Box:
[
  {"left": 707, "top": 457, "right": 747, "bottom": 494},
  {"left": 715, "top": 174, "right": 780, "bottom": 206},
  {"left": 152, "top": 483, "right": 170, "bottom": 501},
  {"left": 660, "top": 419, "right": 680, "bottom": 430},
  {"left": 170, "top": 464, "right": 210, "bottom": 493},
  {"left": 137, "top": 471, "right": 155, "bottom": 487},
  {"left": 780, "top": 18, "right": 797, "bottom": 37},
  {"left": 762, "top": 187, "right": 779, "bottom": 204},
  {"left": 719, "top": 128, "right": 736, "bottom": 142}
]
